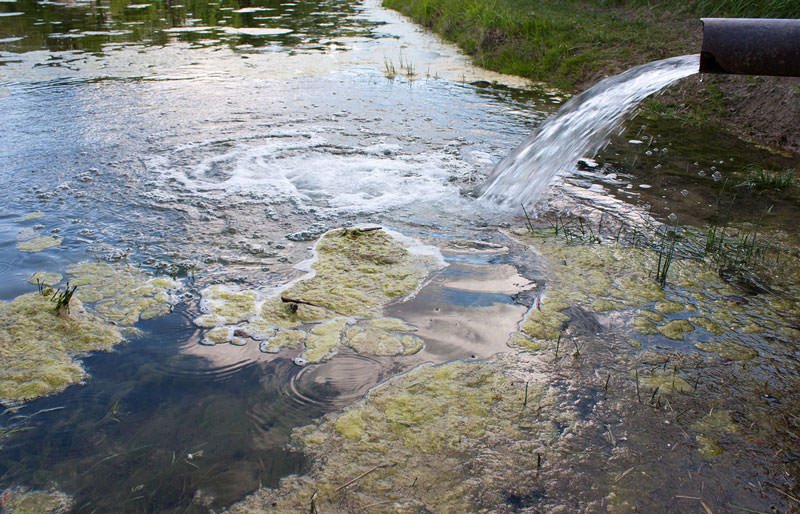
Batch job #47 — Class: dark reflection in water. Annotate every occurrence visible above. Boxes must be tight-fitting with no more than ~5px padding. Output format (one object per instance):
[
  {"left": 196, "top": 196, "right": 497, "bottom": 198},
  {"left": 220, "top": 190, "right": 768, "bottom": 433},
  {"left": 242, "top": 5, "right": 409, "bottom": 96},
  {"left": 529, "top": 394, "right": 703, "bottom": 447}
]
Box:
[
  {"left": 0, "top": 0, "right": 380, "bottom": 55},
  {"left": 0, "top": 305, "right": 322, "bottom": 513}
]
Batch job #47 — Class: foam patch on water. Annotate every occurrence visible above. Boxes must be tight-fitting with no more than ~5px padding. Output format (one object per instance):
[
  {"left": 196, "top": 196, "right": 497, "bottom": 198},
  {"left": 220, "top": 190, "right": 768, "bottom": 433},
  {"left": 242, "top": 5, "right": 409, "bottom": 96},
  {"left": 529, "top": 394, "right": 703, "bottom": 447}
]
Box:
[{"left": 148, "top": 131, "right": 473, "bottom": 217}]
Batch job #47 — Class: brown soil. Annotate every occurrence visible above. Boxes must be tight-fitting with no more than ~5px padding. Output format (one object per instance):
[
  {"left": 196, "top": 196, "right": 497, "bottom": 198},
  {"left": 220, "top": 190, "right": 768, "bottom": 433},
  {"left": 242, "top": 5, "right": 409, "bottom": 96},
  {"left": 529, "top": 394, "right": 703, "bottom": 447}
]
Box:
[{"left": 661, "top": 75, "right": 800, "bottom": 157}]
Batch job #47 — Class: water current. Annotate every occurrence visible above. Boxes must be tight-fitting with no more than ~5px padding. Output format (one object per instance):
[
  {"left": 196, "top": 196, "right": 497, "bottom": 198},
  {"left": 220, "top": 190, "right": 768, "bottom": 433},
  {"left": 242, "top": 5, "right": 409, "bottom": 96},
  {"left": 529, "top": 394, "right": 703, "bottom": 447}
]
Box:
[{"left": 480, "top": 54, "right": 700, "bottom": 211}]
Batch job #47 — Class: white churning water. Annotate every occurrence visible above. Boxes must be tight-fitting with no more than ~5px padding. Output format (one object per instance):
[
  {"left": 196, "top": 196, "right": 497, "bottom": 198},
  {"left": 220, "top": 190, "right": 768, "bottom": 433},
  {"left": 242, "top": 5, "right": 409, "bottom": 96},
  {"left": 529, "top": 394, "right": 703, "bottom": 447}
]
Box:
[{"left": 480, "top": 54, "right": 700, "bottom": 211}]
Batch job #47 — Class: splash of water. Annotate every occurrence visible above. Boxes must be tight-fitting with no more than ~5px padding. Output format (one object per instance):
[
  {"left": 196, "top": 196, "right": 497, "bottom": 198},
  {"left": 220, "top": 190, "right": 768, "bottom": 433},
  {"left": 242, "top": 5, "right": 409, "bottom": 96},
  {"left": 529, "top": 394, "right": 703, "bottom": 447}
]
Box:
[{"left": 480, "top": 54, "right": 700, "bottom": 210}]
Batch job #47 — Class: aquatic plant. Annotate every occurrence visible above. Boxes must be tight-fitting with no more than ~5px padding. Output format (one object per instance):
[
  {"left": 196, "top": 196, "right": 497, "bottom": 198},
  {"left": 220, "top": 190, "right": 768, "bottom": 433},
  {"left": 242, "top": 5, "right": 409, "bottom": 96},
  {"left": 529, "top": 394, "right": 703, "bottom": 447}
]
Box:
[
  {"left": 654, "top": 227, "right": 677, "bottom": 288},
  {"left": 227, "top": 359, "right": 566, "bottom": 513},
  {"left": 743, "top": 166, "right": 796, "bottom": 192},
  {"left": 0, "top": 292, "right": 123, "bottom": 402},
  {"left": 195, "top": 227, "right": 442, "bottom": 358}
]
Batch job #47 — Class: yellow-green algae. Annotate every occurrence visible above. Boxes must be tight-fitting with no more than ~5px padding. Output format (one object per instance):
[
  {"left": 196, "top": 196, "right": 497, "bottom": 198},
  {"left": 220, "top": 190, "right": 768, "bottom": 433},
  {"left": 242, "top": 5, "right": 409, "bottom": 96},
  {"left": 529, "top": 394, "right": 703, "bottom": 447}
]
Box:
[
  {"left": 17, "top": 235, "right": 63, "bottom": 253},
  {"left": 505, "top": 227, "right": 798, "bottom": 362},
  {"left": 0, "top": 293, "right": 122, "bottom": 402},
  {"left": 28, "top": 271, "right": 63, "bottom": 287},
  {"left": 15, "top": 211, "right": 45, "bottom": 222},
  {"left": 344, "top": 317, "right": 422, "bottom": 356},
  {"left": 302, "top": 318, "right": 348, "bottom": 363},
  {"left": 67, "top": 261, "right": 180, "bottom": 325},
  {"left": 195, "top": 228, "right": 440, "bottom": 360},
  {"left": 694, "top": 340, "right": 758, "bottom": 361},
  {"left": 690, "top": 410, "right": 738, "bottom": 458},
  {"left": 195, "top": 285, "right": 258, "bottom": 327},
  {"left": 227, "top": 359, "right": 565, "bottom": 513},
  {"left": 657, "top": 319, "right": 694, "bottom": 340},
  {"left": 640, "top": 369, "right": 693, "bottom": 394},
  {"left": 1, "top": 487, "right": 73, "bottom": 514}
]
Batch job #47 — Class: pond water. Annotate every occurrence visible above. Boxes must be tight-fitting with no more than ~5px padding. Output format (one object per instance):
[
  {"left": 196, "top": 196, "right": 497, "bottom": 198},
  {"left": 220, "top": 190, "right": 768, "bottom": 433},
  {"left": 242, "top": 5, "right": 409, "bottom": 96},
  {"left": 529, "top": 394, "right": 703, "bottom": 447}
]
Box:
[{"left": 2, "top": 0, "right": 800, "bottom": 512}]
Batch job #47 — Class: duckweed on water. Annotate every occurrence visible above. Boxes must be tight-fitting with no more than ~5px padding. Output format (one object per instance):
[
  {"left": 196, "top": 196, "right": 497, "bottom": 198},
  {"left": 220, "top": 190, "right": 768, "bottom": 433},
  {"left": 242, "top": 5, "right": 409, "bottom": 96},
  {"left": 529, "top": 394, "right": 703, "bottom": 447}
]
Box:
[
  {"left": 228, "top": 359, "right": 565, "bottom": 513},
  {"left": 196, "top": 228, "right": 442, "bottom": 360}
]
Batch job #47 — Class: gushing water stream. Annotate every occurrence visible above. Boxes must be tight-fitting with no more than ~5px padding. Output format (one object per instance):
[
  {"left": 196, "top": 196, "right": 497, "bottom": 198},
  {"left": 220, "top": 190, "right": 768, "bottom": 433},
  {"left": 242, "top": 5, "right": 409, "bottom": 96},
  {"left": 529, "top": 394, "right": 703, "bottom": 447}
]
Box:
[{"left": 480, "top": 54, "right": 700, "bottom": 210}]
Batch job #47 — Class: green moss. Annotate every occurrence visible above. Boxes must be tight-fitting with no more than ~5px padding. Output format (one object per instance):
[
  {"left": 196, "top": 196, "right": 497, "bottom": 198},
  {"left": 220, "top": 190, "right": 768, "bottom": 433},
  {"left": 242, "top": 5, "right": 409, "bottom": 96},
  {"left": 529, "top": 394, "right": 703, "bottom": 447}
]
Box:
[
  {"left": 17, "top": 236, "right": 62, "bottom": 253},
  {"left": 67, "top": 261, "right": 180, "bottom": 325},
  {"left": 0, "top": 293, "right": 123, "bottom": 402},
  {"left": 28, "top": 271, "right": 63, "bottom": 287},
  {"left": 657, "top": 319, "right": 694, "bottom": 340},
  {"left": 1, "top": 488, "right": 73, "bottom": 514}
]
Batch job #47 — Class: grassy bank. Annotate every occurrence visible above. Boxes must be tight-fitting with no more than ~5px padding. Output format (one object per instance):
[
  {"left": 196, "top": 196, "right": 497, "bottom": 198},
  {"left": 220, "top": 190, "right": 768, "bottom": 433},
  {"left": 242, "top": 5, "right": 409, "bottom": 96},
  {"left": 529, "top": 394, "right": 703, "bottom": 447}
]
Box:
[
  {"left": 382, "top": 0, "right": 800, "bottom": 154},
  {"left": 382, "top": 0, "right": 797, "bottom": 89}
]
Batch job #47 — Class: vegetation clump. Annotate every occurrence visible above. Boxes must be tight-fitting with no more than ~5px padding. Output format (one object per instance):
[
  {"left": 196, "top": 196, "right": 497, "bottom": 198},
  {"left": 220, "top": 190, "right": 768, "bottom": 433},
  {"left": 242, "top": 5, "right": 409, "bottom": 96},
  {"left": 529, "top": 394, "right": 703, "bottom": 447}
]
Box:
[
  {"left": 0, "top": 292, "right": 122, "bottom": 402},
  {"left": 67, "top": 261, "right": 181, "bottom": 325},
  {"left": 195, "top": 228, "right": 442, "bottom": 360},
  {"left": 0, "top": 262, "right": 180, "bottom": 403},
  {"left": 0, "top": 487, "right": 73, "bottom": 514},
  {"left": 227, "top": 359, "right": 564, "bottom": 513}
]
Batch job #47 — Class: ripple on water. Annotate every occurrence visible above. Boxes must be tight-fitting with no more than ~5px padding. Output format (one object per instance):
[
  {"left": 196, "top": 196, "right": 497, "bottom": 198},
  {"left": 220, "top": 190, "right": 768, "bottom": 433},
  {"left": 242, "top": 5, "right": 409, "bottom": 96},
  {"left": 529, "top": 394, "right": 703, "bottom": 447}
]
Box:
[{"left": 286, "top": 352, "right": 388, "bottom": 410}]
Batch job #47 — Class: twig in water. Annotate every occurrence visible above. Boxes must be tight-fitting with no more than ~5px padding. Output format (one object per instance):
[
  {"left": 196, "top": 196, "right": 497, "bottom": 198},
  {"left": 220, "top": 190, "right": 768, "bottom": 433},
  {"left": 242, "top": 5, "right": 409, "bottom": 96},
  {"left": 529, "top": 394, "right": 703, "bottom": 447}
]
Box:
[
  {"left": 335, "top": 463, "right": 395, "bottom": 493},
  {"left": 523, "top": 381, "right": 529, "bottom": 409}
]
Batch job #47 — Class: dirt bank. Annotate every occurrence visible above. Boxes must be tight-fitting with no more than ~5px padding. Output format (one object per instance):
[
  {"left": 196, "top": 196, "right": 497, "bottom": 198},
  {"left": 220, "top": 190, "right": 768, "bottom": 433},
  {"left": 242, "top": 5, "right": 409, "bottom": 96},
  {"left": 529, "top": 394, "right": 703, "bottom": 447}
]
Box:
[{"left": 382, "top": 0, "right": 800, "bottom": 158}]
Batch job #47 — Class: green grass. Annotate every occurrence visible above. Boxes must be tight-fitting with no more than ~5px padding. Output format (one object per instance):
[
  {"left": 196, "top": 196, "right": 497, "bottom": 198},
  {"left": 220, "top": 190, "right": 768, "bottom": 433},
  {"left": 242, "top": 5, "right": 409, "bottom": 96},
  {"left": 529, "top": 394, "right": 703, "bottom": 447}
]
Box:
[{"left": 382, "top": 0, "right": 800, "bottom": 90}]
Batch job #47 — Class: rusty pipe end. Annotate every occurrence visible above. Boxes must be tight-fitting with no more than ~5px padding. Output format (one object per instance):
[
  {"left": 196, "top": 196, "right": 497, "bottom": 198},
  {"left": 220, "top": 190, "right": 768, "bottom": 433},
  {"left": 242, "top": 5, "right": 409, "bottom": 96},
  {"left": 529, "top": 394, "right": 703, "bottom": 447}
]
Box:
[{"left": 700, "top": 18, "right": 800, "bottom": 77}]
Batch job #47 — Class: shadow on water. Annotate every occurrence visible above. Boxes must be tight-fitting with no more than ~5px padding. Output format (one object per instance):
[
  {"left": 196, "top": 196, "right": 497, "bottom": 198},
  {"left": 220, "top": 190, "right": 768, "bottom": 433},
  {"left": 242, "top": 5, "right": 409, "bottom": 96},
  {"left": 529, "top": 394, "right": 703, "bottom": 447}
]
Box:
[{"left": 0, "top": 305, "right": 323, "bottom": 513}]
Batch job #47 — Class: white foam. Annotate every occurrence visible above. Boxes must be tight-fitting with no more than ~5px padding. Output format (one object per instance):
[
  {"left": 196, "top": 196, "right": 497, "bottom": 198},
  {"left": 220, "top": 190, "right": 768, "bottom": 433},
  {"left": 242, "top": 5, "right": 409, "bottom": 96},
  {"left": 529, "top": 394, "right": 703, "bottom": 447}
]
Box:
[{"left": 149, "top": 131, "right": 472, "bottom": 217}]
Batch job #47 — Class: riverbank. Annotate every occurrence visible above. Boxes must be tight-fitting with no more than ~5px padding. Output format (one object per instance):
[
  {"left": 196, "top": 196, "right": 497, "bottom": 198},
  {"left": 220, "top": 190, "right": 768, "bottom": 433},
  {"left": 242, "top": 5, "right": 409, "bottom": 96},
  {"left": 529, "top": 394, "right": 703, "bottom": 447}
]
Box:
[{"left": 381, "top": 0, "right": 800, "bottom": 155}]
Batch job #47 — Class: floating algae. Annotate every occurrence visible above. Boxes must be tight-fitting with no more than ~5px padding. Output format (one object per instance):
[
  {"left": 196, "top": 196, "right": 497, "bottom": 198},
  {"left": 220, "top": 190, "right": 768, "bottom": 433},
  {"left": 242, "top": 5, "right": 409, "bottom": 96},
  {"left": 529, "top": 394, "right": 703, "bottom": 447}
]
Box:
[
  {"left": 0, "top": 262, "right": 181, "bottom": 402},
  {"left": 227, "top": 358, "right": 565, "bottom": 513},
  {"left": 657, "top": 319, "right": 694, "bottom": 340},
  {"left": 195, "top": 228, "right": 442, "bottom": 360},
  {"left": 344, "top": 317, "right": 422, "bottom": 356},
  {"left": 694, "top": 340, "right": 758, "bottom": 361},
  {"left": 0, "top": 487, "right": 73, "bottom": 514},
  {"left": 15, "top": 212, "right": 45, "bottom": 223},
  {"left": 17, "top": 235, "right": 62, "bottom": 253},
  {"left": 67, "top": 261, "right": 181, "bottom": 325},
  {"left": 195, "top": 285, "right": 258, "bottom": 327},
  {"left": 28, "top": 271, "right": 63, "bottom": 287},
  {"left": 0, "top": 293, "right": 122, "bottom": 403}
]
